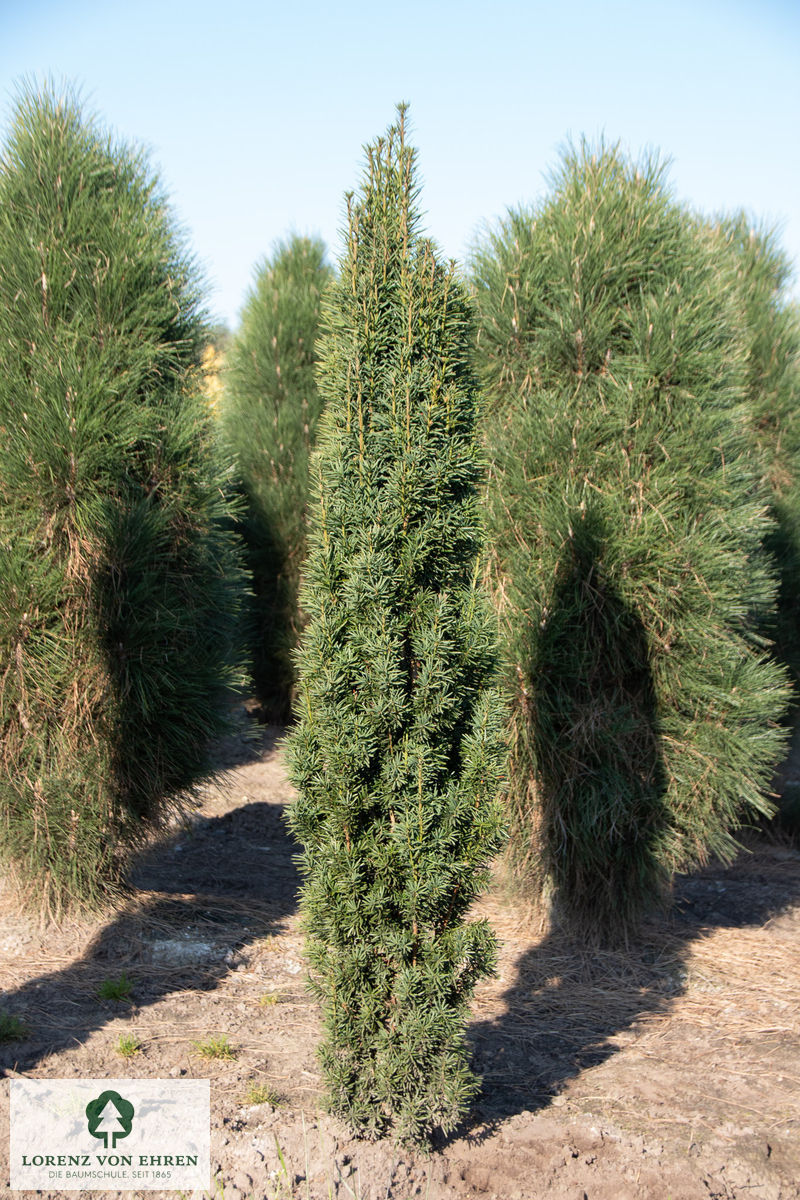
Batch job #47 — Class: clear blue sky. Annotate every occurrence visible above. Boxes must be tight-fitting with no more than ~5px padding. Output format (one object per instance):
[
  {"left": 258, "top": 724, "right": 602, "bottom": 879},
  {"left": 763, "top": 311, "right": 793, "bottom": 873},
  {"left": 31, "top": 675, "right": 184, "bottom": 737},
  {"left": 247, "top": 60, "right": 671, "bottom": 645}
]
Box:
[{"left": 2, "top": 0, "right": 798, "bottom": 328}]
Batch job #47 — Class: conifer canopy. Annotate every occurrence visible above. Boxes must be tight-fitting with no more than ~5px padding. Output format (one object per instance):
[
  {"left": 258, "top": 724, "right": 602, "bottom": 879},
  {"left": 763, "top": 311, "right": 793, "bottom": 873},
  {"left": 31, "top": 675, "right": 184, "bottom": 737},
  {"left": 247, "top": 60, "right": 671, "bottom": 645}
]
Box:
[
  {"left": 0, "top": 84, "right": 246, "bottom": 912},
  {"left": 714, "top": 217, "right": 800, "bottom": 688},
  {"left": 472, "top": 142, "right": 790, "bottom": 936},
  {"left": 222, "top": 236, "right": 333, "bottom": 719},
  {"left": 287, "top": 108, "right": 506, "bottom": 1144}
]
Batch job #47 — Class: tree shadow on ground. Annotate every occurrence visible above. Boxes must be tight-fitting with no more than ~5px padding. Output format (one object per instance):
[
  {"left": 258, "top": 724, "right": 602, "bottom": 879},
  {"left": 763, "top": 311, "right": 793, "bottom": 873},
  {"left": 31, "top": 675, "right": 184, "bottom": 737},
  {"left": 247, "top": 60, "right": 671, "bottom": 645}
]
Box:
[
  {"left": 464, "top": 841, "right": 800, "bottom": 1132},
  {"left": 0, "top": 726, "right": 301, "bottom": 1074}
]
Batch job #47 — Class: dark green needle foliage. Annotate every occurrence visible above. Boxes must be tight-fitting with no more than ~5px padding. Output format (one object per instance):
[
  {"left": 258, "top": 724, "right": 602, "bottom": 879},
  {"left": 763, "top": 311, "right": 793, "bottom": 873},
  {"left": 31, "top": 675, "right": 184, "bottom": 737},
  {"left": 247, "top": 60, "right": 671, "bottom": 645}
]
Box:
[
  {"left": 222, "top": 236, "right": 334, "bottom": 719},
  {"left": 714, "top": 218, "right": 800, "bottom": 686},
  {"left": 472, "top": 142, "right": 790, "bottom": 937},
  {"left": 0, "top": 84, "right": 246, "bottom": 914},
  {"left": 286, "top": 109, "right": 506, "bottom": 1145}
]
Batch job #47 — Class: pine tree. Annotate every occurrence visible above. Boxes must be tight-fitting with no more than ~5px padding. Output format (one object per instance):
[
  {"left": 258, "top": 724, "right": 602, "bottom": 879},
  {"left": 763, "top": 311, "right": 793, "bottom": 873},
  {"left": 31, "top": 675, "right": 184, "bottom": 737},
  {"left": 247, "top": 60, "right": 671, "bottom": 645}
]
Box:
[
  {"left": 222, "top": 237, "right": 333, "bottom": 719},
  {"left": 286, "top": 109, "right": 506, "bottom": 1144},
  {"left": 471, "top": 142, "right": 790, "bottom": 937},
  {"left": 0, "top": 84, "right": 246, "bottom": 914},
  {"left": 714, "top": 218, "right": 800, "bottom": 684}
]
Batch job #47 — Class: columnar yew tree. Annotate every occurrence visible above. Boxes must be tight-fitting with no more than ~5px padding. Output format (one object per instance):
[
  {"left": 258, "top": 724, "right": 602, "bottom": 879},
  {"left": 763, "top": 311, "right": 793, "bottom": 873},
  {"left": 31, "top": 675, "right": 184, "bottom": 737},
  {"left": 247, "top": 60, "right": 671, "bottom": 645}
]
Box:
[
  {"left": 222, "top": 237, "right": 333, "bottom": 718},
  {"left": 287, "top": 110, "right": 506, "bottom": 1144},
  {"left": 472, "top": 143, "right": 789, "bottom": 936},
  {"left": 0, "top": 86, "right": 245, "bottom": 913}
]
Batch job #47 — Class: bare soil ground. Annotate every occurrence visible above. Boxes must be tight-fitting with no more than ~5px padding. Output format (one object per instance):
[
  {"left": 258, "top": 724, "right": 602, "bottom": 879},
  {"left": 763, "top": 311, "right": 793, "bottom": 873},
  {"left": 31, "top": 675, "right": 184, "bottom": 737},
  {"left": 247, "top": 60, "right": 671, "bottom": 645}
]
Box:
[{"left": 1, "top": 712, "right": 799, "bottom": 1200}]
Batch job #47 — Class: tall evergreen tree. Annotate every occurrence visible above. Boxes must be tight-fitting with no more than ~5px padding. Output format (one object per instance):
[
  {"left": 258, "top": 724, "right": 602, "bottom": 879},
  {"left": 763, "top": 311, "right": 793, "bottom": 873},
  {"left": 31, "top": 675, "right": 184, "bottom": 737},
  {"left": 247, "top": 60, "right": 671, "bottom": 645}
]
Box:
[
  {"left": 222, "top": 237, "right": 333, "bottom": 719},
  {"left": 471, "top": 142, "right": 790, "bottom": 936},
  {"left": 286, "top": 109, "right": 506, "bottom": 1144},
  {"left": 714, "top": 218, "right": 800, "bottom": 684},
  {"left": 0, "top": 85, "right": 246, "bottom": 914}
]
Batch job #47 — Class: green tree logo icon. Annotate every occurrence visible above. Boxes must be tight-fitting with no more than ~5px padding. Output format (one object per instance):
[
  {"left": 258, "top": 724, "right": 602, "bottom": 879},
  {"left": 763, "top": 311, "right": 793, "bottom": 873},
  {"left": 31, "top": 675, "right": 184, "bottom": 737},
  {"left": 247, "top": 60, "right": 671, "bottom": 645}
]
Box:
[{"left": 85, "top": 1090, "right": 135, "bottom": 1149}]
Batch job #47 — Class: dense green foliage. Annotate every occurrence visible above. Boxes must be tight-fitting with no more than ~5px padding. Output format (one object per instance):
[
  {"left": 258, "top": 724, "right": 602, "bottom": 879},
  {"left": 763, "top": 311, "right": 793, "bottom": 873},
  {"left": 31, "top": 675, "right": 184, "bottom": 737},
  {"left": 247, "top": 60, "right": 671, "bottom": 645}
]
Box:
[
  {"left": 472, "top": 143, "right": 790, "bottom": 936},
  {"left": 286, "top": 110, "right": 507, "bottom": 1144},
  {"left": 0, "top": 86, "right": 245, "bottom": 913},
  {"left": 222, "top": 236, "right": 333, "bottom": 718},
  {"left": 715, "top": 218, "right": 800, "bottom": 684}
]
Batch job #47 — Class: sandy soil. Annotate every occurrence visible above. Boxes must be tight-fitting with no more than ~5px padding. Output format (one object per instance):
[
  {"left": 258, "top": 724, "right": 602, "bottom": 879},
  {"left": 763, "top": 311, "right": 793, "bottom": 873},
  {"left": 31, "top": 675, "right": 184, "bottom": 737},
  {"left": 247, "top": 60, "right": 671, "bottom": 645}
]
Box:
[{"left": 1, "top": 714, "right": 799, "bottom": 1200}]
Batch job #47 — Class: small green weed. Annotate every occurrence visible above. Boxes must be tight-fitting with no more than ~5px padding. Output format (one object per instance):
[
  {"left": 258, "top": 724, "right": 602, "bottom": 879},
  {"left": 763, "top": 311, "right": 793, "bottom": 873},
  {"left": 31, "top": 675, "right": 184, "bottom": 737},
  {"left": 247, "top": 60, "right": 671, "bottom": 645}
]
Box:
[
  {"left": 97, "top": 974, "right": 133, "bottom": 1002},
  {"left": 0, "top": 1011, "right": 29, "bottom": 1042},
  {"left": 273, "top": 1133, "right": 289, "bottom": 1180},
  {"left": 258, "top": 992, "right": 278, "bottom": 1006},
  {"left": 243, "top": 1082, "right": 283, "bottom": 1107},
  {"left": 192, "top": 1034, "right": 236, "bottom": 1060},
  {"left": 115, "top": 1034, "right": 141, "bottom": 1058}
]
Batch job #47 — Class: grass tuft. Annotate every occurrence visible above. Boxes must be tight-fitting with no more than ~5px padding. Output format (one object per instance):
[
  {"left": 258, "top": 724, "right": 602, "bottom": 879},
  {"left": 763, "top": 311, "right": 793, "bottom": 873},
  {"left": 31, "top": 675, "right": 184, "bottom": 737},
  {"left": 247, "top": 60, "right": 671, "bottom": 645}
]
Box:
[
  {"left": 192, "top": 1034, "right": 236, "bottom": 1060},
  {"left": 97, "top": 974, "right": 133, "bottom": 1002},
  {"left": 115, "top": 1034, "right": 141, "bottom": 1058},
  {"left": 0, "top": 1011, "right": 29, "bottom": 1042},
  {"left": 243, "top": 1082, "right": 283, "bottom": 1107}
]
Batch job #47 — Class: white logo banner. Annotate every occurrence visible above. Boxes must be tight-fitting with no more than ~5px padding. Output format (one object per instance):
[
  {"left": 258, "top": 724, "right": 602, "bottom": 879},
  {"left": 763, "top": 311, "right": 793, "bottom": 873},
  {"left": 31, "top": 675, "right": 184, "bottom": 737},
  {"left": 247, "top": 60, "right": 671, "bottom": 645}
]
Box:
[{"left": 10, "top": 1078, "right": 210, "bottom": 1191}]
